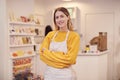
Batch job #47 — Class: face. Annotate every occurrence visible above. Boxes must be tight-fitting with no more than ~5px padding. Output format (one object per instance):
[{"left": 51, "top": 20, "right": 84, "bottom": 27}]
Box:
[{"left": 55, "top": 11, "right": 69, "bottom": 30}]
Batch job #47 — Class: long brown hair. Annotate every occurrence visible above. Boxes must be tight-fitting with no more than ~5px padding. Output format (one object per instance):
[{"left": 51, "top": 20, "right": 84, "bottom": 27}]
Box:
[{"left": 53, "top": 7, "right": 73, "bottom": 31}]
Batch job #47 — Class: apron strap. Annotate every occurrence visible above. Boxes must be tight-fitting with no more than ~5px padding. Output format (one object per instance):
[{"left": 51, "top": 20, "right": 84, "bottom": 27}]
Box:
[
  {"left": 65, "top": 30, "right": 69, "bottom": 41},
  {"left": 52, "top": 31, "right": 58, "bottom": 40}
]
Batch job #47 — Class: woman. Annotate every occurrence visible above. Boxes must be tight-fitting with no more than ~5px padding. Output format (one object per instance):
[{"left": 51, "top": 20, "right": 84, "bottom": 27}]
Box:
[{"left": 40, "top": 7, "right": 80, "bottom": 80}]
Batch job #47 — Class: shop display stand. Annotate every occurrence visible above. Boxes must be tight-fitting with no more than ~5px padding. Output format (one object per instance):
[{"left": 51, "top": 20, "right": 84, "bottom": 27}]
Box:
[{"left": 8, "top": 21, "right": 44, "bottom": 80}]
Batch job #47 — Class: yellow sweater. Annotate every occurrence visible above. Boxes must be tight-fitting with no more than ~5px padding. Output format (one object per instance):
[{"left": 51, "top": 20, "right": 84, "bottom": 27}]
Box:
[{"left": 40, "top": 30, "right": 80, "bottom": 68}]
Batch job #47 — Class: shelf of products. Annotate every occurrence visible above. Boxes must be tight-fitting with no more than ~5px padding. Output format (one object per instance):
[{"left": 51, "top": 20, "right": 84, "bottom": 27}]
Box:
[{"left": 8, "top": 21, "right": 44, "bottom": 79}]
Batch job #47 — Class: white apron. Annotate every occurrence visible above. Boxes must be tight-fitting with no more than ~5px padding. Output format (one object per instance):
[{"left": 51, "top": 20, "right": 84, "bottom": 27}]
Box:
[{"left": 44, "top": 31, "right": 77, "bottom": 80}]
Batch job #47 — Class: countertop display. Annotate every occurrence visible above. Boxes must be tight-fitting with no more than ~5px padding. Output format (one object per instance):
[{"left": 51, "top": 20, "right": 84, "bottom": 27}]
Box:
[{"left": 78, "top": 50, "right": 108, "bottom": 56}]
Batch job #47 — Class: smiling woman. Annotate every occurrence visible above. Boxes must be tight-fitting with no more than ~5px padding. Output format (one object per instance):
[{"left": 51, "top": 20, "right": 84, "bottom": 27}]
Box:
[
  {"left": 39, "top": 7, "right": 80, "bottom": 80},
  {"left": 54, "top": 10, "right": 69, "bottom": 31},
  {"left": 53, "top": 7, "right": 73, "bottom": 31}
]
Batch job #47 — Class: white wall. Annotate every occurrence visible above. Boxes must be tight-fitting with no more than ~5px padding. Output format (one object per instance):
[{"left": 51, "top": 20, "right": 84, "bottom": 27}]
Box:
[
  {"left": 34, "top": 0, "right": 45, "bottom": 25},
  {"left": 0, "top": 0, "right": 9, "bottom": 80},
  {"left": 34, "top": 0, "right": 45, "bottom": 15},
  {"left": 7, "top": 0, "right": 34, "bottom": 19}
]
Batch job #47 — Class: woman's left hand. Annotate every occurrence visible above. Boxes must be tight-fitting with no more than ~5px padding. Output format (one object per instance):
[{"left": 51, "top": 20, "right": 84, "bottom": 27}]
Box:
[
  {"left": 40, "top": 48, "right": 46, "bottom": 54},
  {"left": 42, "top": 48, "right": 46, "bottom": 52}
]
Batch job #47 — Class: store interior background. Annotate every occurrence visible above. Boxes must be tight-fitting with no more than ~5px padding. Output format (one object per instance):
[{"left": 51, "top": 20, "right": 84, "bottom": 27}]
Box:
[{"left": 1, "top": 0, "right": 120, "bottom": 80}]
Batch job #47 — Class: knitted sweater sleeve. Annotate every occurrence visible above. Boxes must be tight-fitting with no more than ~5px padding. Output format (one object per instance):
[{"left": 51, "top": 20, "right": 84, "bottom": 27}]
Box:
[{"left": 40, "top": 31, "right": 80, "bottom": 68}]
